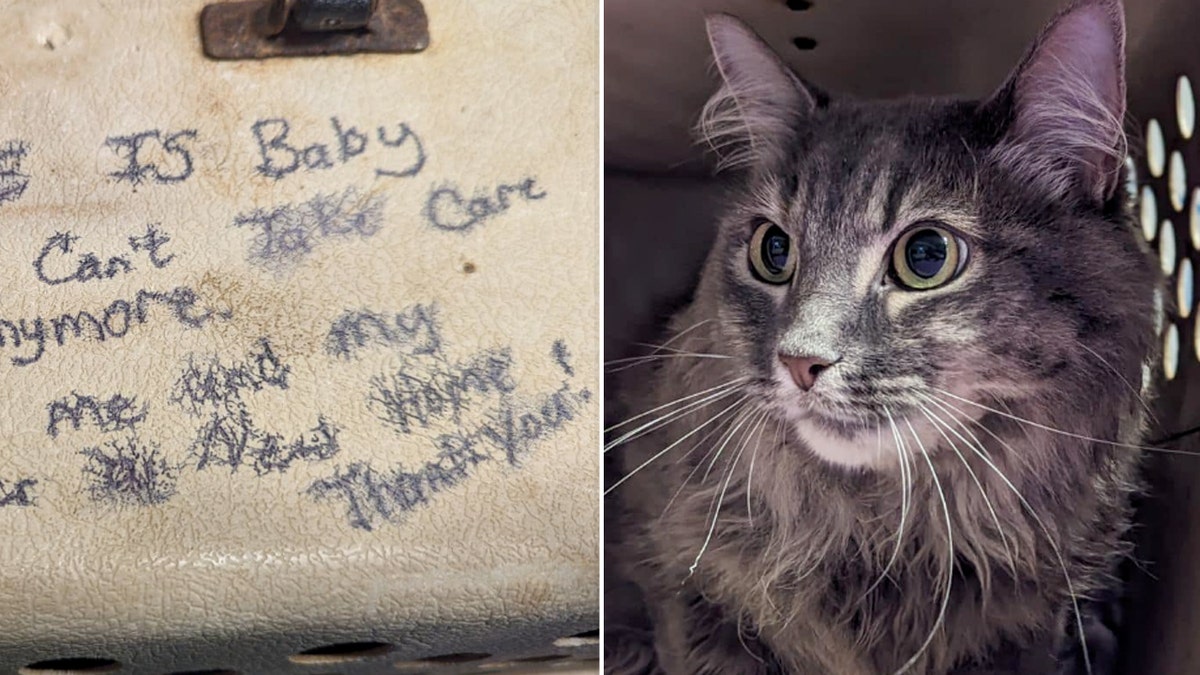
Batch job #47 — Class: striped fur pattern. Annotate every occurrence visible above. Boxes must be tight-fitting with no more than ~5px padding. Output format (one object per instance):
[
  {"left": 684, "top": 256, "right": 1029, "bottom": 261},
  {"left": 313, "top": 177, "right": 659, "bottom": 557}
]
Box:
[{"left": 607, "top": 1, "right": 1159, "bottom": 673}]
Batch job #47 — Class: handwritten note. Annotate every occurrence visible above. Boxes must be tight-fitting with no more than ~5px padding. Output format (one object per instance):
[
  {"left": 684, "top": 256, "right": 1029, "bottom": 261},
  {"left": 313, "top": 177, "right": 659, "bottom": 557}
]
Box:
[
  {"left": 105, "top": 129, "right": 198, "bottom": 186},
  {"left": 311, "top": 339, "right": 590, "bottom": 531},
  {"left": 252, "top": 116, "right": 426, "bottom": 180},
  {"left": 425, "top": 177, "right": 547, "bottom": 233},
  {"left": 233, "top": 187, "right": 386, "bottom": 269},
  {"left": 0, "top": 140, "right": 30, "bottom": 205},
  {"left": 47, "top": 392, "right": 148, "bottom": 438},
  {"left": 0, "top": 4, "right": 597, "bottom": 666},
  {"left": 0, "top": 109, "right": 576, "bottom": 522},
  {"left": 0, "top": 5, "right": 594, "bottom": 571},
  {"left": 0, "top": 477, "right": 36, "bottom": 508}
]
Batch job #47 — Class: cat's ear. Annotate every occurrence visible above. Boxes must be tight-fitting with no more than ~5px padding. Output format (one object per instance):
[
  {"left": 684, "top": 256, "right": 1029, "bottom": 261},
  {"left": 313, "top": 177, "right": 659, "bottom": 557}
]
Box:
[
  {"left": 698, "top": 14, "right": 817, "bottom": 172},
  {"left": 987, "top": 0, "right": 1127, "bottom": 204}
]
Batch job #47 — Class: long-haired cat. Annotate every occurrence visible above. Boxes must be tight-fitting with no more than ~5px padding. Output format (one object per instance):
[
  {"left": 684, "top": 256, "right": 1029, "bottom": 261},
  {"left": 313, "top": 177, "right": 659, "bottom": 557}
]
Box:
[{"left": 605, "top": 0, "right": 1160, "bottom": 673}]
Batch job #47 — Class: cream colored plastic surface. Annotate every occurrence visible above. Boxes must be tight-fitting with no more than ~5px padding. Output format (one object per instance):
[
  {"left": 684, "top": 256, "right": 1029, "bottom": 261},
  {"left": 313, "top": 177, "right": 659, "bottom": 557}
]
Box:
[{"left": 0, "top": 1, "right": 598, "bottom": 673}]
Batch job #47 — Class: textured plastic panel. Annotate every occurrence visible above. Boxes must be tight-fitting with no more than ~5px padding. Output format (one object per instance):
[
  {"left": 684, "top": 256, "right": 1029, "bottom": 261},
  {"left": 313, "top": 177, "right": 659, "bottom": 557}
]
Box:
[{"left": 0, "top": 1, "right": 599, "bottom": 673}]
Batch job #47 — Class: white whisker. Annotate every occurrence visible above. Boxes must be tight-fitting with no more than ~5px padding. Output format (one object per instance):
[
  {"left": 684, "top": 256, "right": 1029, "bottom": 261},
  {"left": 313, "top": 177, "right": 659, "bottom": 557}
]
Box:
[
  {"left": 930, "top": 387, "right": 1191, "bottom": 457},
  {"left": 605, "top": 378, "right": 747, "bottom": 434},
  {"left": 863, "top": 408, "right": 910, "bottom": 599},
  {"left": 917, "top": 402, "right": 1018, "bottom": 580},
  {"left": 605, "top": 351, "right": 733, "bottom": 373},
  {"left": 648, "top": 318, "right": 714, "bottom": 352},
  {"left": 1077, "top": 342, "right": 1160, "bottom": 429},
  {"left": 922, "top": 393, "right": 1092, "bottom": 675},
  {"left": 747, "top": 415, "right": 783, "bottom": 526},
  {"left": 606, "top": 396, "right": 749, "bottom": 495},
  {"left": 687, "top": 413, "right": 755, "bottom": 582},
  {"left": 604, "top": 381, "right": 745, "bottom": 452},
  {"left": 633, "top": 343, "right": 728, "bottom": 358},
  {"left": 658, "top": 403, "right": 753, "bottom": 522},
  {"left": 703, "top": 405, "right": 762, "bottom": 482},
  {"left": 893, "top": 414, "right": 953, "bottom": 675}
]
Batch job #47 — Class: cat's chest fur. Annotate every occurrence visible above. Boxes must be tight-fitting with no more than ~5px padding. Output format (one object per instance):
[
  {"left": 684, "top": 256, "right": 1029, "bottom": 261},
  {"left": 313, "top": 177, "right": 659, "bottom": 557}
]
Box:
[{"left": 613, "top": 333, "right": 1138, "bottom": 674}]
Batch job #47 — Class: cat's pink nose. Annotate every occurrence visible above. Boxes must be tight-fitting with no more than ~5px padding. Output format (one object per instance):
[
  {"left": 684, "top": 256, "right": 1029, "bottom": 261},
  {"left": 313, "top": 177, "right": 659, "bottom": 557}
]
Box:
[{"left": 779, "top": 354, "right": 834, "bottom": 391}]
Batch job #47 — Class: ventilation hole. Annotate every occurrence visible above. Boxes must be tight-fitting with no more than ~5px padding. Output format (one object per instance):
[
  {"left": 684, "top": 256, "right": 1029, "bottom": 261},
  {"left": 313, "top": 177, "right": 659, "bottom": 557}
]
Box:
[
  {"left": 1161, "top": 220, "right": 1178, "bottom": 275},
  {"left": 1195, "top": 313, "right": 1200, "bottom": 362},
  {"left": 1125, "top": 156, "right": 1139, "bottom": 204},
  {"left": 1155, "top": 288, "right": 1166, "bottom": 336},
  {"left": 1147, "top": 119, "right": 1166, "bottom": 177},
  {"left": 786, "top": 0, "right": 814, "bottom": 9},
  {"left": 791, "top": 36, "right": 817, "bottom": 50},
  {"left": 288, "top": 642, "right": 393, "bottom": 665},
  {"left": 19, "top": 659, "right": 121, "bottom": 674},
  {"left": 1192, "top": 188, "right": 1200, "bottom": 250},
  {"left": 1180, "top": 75, "right": 1196, "bottom": 140},
  {"left": 514, "top": 655, "right": 570, "bottom": 663},
  {"left": 419, "top": 653, "right": 491, "bottom": 664},
  {"left": 1179, "top": 258, "right": 1194, "bottom": 319},
  {"left": 1165, "top": 322, "right": 1180, "bottom": 381},
  {"left": 1170, "top": 152, "right": 1188, "bottom": 212},
  {"left": 1141, "top": 186, "right": 1159, "bottom": 241},
  {"left": 552, "top": 638, "right": 598, "bottom": 649},
  {"left": 551, "top": 628, "right": 601, "bottom": 649}
]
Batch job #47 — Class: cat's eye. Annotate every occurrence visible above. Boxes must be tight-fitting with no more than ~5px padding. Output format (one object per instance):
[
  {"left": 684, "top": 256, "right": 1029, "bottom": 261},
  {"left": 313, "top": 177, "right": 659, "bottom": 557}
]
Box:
[
  {"left": 890, "top": 224, "right": 965, "bottom": 290},
  {"left": 749, "top": 221, "right": 797, "bottom": 284}
]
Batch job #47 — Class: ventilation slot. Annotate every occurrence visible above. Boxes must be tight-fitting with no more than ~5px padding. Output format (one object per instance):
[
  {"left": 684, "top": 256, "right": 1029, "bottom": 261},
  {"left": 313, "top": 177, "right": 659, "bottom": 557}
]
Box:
[
  {"left": 288, "top": 642, "right": 393, "bottom": 665},
  {"left": 19, "top": 659, "right": 121, "bottom": 674}
]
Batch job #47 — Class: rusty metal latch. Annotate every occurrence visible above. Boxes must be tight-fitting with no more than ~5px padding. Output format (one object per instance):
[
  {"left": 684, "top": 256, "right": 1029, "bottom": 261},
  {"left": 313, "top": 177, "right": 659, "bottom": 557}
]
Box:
[{"left": 200, "top": 0, "right": 429, "bottom": 60}]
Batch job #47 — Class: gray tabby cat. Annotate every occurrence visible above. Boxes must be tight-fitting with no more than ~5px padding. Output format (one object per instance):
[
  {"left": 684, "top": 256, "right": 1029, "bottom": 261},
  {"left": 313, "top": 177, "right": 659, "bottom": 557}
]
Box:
[{"left": 605, "top": 0, "right": 1161, "bottom": 673}]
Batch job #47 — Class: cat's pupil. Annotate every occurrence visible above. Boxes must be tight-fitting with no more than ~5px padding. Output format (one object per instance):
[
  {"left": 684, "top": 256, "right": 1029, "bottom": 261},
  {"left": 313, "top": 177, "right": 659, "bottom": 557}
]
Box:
[
  {"left": 905, "top": 229, "right": 948, "bottom": 279},
  {"left": 763, "top": 230, "right": 790, "bottom": 272}
]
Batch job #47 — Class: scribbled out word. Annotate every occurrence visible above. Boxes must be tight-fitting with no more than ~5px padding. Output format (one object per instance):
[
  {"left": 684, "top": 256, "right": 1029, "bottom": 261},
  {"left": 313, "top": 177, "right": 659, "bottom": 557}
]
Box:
[
  {"left": 0, "top": 477, "right": 36, "bottom": 508},
  {"left": 171, "top": 338, "right": 290, "bottom": 414},
  {"left": 232, "top": 187, "right": 385, "bottom": 269},
  {"left": 252, "top": 116, "right": 425, "bottom": 180},
  {"left": 191, "top": 407, "right": 340, "bottom": 475},
  {"left": 0, "top": 140, "right": 30, "bottom": 206},
  {"left": 47, "top": 392, "right": 148, "bottom": 438},
  {"left": 81, "top": 436, "right": 179, "bottom": 506},
  {"left": 0, "top": 286, "right": 226, "bottom": 367},
  {"left": 326, "top": 304, "right": 441, "bottom": 359},
  {"left": 367, "top": 348, "right": 517, "bottom": 435},
  {"left": 425, "top": 177, "right": 547, "bottom": 233},
  {"left": 171, "top": 339, "right": 340, "bottom": 475},
  {"left": 34, "top": 224, "right": 175, "bottom": 286}
]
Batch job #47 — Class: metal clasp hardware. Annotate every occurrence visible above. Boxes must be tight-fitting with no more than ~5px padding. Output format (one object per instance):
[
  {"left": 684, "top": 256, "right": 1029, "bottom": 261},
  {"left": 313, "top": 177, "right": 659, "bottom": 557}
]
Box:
[{"left": 200, "top": 0, "right": 429, "bottom": 60}]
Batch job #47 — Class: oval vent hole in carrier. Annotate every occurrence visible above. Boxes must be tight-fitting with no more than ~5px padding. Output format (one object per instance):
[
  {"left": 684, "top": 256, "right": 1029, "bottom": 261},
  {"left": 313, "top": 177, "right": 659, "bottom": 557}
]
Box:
[
  {"left": 18, "top": 658, "right": 122, "bottom": 674},
  {"left": 287, "top": 642, "right": 394, "bottom": 664}
]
